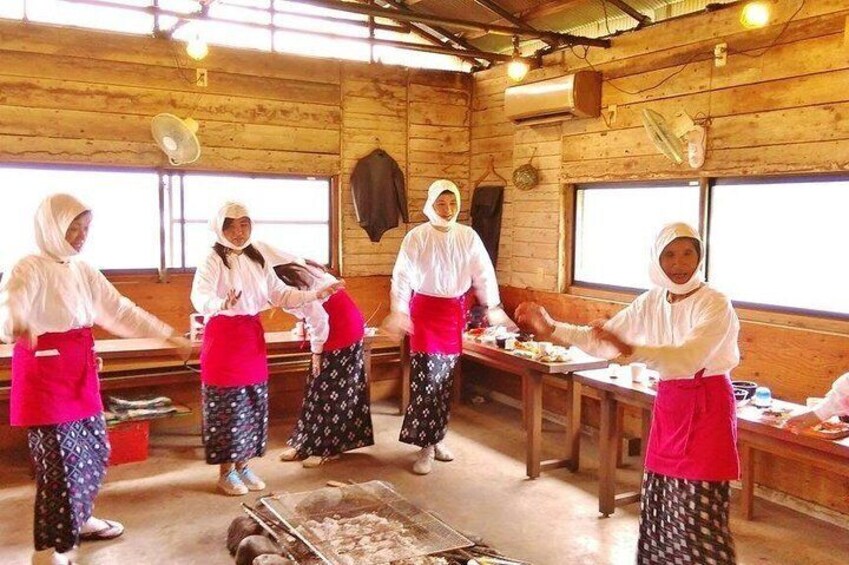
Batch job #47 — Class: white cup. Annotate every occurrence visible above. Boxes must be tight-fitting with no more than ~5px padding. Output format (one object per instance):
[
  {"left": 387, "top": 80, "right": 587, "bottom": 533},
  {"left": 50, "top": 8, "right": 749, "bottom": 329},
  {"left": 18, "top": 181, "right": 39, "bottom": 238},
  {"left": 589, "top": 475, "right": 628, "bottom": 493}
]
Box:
[
  {"left": 293, "top": 321, "right": 305, "bottom": 338},
  {"left": 630, "top": 362, "right": 646, "bottom": 383},
  {"left": 609, "top": 363, "right": 621, "bottom": 379}
]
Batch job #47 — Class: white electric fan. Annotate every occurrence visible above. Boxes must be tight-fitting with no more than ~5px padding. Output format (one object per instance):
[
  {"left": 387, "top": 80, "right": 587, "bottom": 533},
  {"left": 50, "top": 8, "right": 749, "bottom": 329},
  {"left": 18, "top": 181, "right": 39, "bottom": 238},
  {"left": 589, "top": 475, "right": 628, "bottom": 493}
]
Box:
[
  {"left": 151, "top": 113, "right": 201, "bottom": 166},
  {"left": 641, "top": 109, "right": 706, "bottom": 169}
]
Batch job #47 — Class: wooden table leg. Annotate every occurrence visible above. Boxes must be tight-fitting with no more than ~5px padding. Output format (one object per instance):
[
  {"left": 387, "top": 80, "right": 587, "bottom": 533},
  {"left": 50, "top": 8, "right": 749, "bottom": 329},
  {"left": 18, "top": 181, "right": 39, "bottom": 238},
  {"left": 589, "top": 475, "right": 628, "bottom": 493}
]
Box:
[
  {"left": 521, "top": 372, "right": 529, "bottom": 430},
  {"left": 527, "top": 371, "right": 543, "bottom": 479},
  {"left": 598, "top": 390, "right": 618, "bottom": 516},
  {"left": 363, "top": 341, "right": 373, "bottom": 405},
  {"left": 400, "top": 335, "right": 411, "bottom": 415},
  {"left": 566, "top": 380, "right": 582, "bottom": 472},
  {"left": 640, "top": 408, "right": 652, "bottom": 466},
  {"left": 452, "top": 356, "right": 463, "bottom": 406},
  {"left": 615, "top": 404, "right": 625, "bottom": 468},
  {"left": 740, "top": 442, "right": 755, "bottom": 520}
]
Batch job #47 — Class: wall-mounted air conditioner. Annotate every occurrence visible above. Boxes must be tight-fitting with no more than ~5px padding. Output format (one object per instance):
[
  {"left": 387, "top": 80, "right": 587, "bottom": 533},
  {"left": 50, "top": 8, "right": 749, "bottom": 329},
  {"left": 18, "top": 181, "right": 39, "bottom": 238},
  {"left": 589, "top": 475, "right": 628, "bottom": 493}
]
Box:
[{"left": 504, "top": 71, "right": 602, "bottom": 124}]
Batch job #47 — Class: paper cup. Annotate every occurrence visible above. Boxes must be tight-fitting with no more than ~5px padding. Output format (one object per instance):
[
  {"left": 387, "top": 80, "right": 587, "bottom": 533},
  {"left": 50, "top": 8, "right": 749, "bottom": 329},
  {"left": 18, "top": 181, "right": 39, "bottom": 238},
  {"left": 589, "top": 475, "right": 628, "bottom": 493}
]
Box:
[{"left": 630, "top": 362, "right": 646, "bottom": 383}]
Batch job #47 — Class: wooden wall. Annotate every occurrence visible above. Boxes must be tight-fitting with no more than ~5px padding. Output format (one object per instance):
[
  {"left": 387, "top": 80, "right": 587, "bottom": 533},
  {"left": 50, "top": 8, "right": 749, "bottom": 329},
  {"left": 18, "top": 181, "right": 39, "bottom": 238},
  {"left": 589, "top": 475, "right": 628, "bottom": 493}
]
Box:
[
  {"left": 0, "top": 18, "right": 471, "bottom": 278},
  {"left": 471, "top": 0, "right": 849, "bottom": 514}
]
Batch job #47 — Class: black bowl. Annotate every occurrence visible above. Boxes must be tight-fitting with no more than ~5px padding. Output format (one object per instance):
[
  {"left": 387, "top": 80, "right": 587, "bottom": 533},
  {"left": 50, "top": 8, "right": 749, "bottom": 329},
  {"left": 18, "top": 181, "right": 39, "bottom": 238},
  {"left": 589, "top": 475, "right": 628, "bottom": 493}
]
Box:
[
  {"left": 733, "top": 388, "right": 749, "bottom": 402},
  {"left": 732, "top": 381, "right": 758, "bottom": 400}
]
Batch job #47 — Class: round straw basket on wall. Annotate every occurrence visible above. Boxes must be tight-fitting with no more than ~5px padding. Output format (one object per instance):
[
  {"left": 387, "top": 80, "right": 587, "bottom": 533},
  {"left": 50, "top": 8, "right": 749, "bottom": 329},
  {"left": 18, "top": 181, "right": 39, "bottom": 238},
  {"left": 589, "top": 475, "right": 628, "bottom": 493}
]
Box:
[{"left": 512, "top": 147, "right": 539, "bottom": 191}]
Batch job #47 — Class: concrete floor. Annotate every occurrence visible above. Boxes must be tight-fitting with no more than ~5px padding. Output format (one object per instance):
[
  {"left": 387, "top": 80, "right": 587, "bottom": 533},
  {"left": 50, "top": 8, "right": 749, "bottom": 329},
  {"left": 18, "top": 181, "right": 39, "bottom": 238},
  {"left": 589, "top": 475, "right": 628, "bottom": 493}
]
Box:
[{"left": 1, "top": 400, "right": 849, "bottom": 565}]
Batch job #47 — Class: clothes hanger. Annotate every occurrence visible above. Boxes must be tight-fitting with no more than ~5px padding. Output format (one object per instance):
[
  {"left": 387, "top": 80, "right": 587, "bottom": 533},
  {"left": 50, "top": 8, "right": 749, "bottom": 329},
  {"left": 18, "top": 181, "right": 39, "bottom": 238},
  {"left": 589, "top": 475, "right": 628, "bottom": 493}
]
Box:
[{"left": 473, "top": 155, "right": 508, "bottom": 188}]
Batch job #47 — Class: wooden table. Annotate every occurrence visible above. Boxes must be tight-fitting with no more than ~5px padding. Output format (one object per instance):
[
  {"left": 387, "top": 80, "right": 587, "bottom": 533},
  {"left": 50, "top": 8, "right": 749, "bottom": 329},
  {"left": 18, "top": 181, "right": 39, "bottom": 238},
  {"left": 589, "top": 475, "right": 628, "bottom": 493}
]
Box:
[
  {"left": 461, "top": 340, "right": 608, "bottom": 479},
  {"left": 573, "top": 368, "right": 657, "bottom": 517},
  {"left": 736, "top": 400, "right": 849, "bottom": 520},
  {"left": 0, "top": 331, "right": 393, "bottom": 398}
]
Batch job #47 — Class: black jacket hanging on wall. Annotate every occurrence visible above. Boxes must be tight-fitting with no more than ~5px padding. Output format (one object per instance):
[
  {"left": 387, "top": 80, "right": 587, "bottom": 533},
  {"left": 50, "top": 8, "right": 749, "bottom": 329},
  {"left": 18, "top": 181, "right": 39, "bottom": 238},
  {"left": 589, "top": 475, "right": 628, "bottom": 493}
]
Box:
[
  {"left": 471, "top": 185, "right": 504, "bottom": 268},
  {"left": 350, "top": 149, "right": 409, "bottom": 242}
]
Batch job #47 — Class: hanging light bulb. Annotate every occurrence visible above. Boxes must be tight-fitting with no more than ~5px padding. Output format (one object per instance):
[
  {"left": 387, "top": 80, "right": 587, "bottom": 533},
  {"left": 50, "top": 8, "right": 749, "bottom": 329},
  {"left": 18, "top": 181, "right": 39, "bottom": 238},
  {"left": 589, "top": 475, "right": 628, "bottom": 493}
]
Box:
[
  {"left": 740, "top": 1, "right": 771, "bottom": 29},
  {"left": 507, "top": 36, "right": 529, "bottom": 82},
  {"left": 186, "top": 33, "right": 209, "bottom": 61}
]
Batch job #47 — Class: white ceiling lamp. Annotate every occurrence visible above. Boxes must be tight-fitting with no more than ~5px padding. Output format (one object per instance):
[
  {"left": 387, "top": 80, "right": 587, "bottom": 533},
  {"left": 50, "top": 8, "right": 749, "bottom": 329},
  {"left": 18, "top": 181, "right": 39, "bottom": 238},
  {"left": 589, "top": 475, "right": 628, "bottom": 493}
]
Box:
[
  {"left": 186, "top": 32, "right": 209, "bottom": 61},
  {"left": 740, "top": 1, "right": 771, "bottom": 29},
  {"left": 507, "top": 36, "right": 529, "bottom": 82}
]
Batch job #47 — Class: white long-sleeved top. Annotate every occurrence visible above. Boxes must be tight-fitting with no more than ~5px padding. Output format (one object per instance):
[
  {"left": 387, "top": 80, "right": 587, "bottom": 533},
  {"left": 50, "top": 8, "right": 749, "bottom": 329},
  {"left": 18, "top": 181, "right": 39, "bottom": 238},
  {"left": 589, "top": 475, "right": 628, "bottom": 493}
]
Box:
[
  {"left": 553, "top": 286, "right": 740, "bottom": 380},
  {"left": 191, "top": 250, "right": 319, "bottom": 319},
  {"left": 253, "top": 241, "right": 336, "bottom": 354},
  {"left": 390, "top": 223, "right": 499, "bottom": 315},
  {"left": 813, "top": 373, "right": 849, "bottom": 420},
  {"left": 0, "top": 254, "right": 173, "bottom": 342}
]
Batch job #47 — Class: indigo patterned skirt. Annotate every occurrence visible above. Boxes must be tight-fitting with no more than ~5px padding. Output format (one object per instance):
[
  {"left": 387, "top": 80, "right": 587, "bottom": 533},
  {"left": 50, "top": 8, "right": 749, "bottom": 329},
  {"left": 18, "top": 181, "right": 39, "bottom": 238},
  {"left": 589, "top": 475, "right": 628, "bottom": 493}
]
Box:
[
  {"left": 638, "top": 471, "right": 737, "bottom": 564},
  {"left": 287, "top": 341, "right": 374, "bottom": 458},
  {"left": 27, "top": 414, "right": 110, "bottom": 552},
  {"left": 399, "top": 352, "right": 458, "bottom": 448},
  {"left": 202, "top": 383, "right": 268, "bottom": 465}
]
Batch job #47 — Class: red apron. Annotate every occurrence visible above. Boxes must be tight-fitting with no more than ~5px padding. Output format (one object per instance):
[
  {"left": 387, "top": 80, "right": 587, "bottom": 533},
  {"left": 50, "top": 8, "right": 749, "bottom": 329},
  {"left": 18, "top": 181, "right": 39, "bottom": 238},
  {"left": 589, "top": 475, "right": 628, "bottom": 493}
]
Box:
[
  {"left": 321, "top": 290, "right": 365, "bottom": 352},
  {"left": 200, "top": 315, "right": 269, "bottom": 387},
  {"left": 11, "top": 328, "right": 100, "bottom": 427},
  {"left": 410, "top": 293, "right": 465, "bottom": 355},
  {"left": 645, "top": 370, "right": 739, "bottom": 481}
]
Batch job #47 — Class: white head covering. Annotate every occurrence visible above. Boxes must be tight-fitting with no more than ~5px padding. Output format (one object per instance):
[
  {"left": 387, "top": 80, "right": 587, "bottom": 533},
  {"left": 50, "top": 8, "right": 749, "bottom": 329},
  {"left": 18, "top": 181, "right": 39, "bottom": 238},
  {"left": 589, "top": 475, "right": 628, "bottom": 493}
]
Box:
[
  {"left": 210, "top": 201, "right": 252, "bottom": 251},
  {"left": 648, "top": 222, "right": 705, "bottom": 294},
  {"left": 34, "top": 193, "right": 90, "bottom": 262},
  {"left": 423, "top": 179, "right": 461, "bottom": 228}
]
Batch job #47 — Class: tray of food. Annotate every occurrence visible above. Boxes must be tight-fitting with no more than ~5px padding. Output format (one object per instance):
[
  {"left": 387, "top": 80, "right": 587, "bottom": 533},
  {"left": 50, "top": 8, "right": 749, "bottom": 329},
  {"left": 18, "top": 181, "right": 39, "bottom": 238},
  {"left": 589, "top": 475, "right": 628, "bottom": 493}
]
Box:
[
  {"left": 259, "top": 481, "right": 473, "bottom": 565},
  {"left": 801, "top": 418, "right": 849, "bottom": 441}
]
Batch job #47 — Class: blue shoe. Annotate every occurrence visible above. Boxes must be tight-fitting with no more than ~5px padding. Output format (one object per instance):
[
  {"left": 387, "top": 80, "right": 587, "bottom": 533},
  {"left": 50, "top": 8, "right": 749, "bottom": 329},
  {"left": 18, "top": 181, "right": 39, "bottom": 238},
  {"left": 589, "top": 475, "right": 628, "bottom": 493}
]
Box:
[
  {"left": 218, "top": 470, "right": 248, "bottom": 496},
  {"left": 238, "top": 467, "right": 266, "bottom": 491}
]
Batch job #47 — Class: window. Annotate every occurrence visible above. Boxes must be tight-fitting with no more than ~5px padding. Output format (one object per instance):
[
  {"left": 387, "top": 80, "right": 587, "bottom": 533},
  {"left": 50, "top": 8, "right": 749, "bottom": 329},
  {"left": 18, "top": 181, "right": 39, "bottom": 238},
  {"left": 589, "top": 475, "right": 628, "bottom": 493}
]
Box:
[
  {"left": 709, "top": 177, "right": 849, "bottom": 316},
  {"left": 2, "top": 1, "right": 469, "bottom": 71},
  {"left": 168, "top": 173, "right": 332, "bottom": 269},
  {"left": 25, "top": 0, "right": 155, "bottom": 35},
  {"left": 0, "top": 165, "right": 160, "bottom": 271},
  {"left": 573, "top": 181, "right": 701, "bottom": 290}
]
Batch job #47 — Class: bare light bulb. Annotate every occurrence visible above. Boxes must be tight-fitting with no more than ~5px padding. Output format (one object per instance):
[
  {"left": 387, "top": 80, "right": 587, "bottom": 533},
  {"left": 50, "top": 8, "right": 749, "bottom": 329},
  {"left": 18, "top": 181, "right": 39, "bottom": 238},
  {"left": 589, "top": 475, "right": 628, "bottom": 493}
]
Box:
[
  {"left": 740, "top": 1, "right": 771, "bottom": 29},
  {"left": 507, "top": 58, "right": 529, "bottom": 82},
  {"left": 186, "top": 35, "right": 208, "bottom": 61}
]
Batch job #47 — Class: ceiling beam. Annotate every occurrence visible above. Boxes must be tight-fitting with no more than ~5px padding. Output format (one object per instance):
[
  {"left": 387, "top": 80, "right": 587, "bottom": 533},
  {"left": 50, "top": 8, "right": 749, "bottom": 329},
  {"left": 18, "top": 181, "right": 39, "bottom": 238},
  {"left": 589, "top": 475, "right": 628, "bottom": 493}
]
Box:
[
  {"left": 377, "top": 0, "right": 495, "bottom": 58},
  {"left": 605, "top": 0, "right": 652, "bottom": 27},
  {"left": 292, "top": 0, "right": 610, "bottom": 47},
  {"left": 471, "top": 0, "right": 557, "bottom": 47}
]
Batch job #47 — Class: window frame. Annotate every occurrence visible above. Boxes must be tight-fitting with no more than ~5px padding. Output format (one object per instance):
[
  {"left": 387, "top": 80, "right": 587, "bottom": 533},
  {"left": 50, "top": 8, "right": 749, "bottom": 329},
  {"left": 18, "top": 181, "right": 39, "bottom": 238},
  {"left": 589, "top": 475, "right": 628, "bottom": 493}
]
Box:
[
  {"left": 569, "top": 178, "right": 704, "bottom": 296},
  {"left": 706, "top": 174, "right": 849, "bottom": 322},
  {"left": 0, "top": 162, "right": 339, "bottom": 278},
  {"left": 567, "top": 173, "right": 849, "bottom": 323},
  {"left": 164, "top": 169, "right": 338, "bottom": 275}
]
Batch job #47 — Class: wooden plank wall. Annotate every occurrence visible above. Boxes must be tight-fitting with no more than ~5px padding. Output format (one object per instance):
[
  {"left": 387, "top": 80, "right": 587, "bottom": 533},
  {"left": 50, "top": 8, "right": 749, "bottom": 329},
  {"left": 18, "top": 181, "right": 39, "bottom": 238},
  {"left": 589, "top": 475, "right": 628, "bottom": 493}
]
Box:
[
  {"left": 471, "top": 0, "right": 849, "bottom": 514},
  {"left": 0, "top": 19, "right": 471, "bottom": 278}
]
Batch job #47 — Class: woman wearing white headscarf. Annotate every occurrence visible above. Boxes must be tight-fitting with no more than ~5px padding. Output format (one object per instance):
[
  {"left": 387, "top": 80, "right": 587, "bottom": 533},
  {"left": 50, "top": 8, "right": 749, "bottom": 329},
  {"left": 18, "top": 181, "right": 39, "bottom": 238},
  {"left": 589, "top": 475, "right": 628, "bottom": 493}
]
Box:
[
  {"left": 516, "top": 222, "right": 740, "bottom": 564},
  {"left": 384, "top": 180, "right": 511, "bottom": 475},
  {"left": 191, "top": 202, "right": 342, "bottom": 495},
  {"left": 0, "top": 193, "right": 189, "bottom": 565},
  {"left": 255, "top": 242, "right": 374, "bottom": 468}
]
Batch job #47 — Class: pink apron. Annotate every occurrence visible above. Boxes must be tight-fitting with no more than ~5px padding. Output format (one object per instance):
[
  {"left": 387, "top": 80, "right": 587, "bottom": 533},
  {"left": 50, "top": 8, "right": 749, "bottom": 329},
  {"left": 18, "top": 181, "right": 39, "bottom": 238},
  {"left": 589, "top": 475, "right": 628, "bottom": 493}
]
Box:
[
  {"left": 645, "top": 370, "right": 739, "bottom": 481},
  {"left": 11, "top": 328, "right": 100, "bottom": 427},
  {"left": 410, "top": 293, "right": 466, "bottom": 355},
  {"left": 321, "top": 290, "right": 365, "bottom": 352},
  {"left": 200, "top": 315, "right": 268, "bottom": 387}
]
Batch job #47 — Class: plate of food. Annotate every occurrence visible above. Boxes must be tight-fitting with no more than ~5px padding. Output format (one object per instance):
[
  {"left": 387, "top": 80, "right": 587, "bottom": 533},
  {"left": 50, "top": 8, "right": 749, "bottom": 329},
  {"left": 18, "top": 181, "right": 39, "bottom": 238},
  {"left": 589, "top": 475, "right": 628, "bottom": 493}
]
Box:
[
  {"left": 801, "top": 418, "right": 849, "bottom": 441},
  {"left": 759, "top": 406, "right": 793, "bottom": 426}
]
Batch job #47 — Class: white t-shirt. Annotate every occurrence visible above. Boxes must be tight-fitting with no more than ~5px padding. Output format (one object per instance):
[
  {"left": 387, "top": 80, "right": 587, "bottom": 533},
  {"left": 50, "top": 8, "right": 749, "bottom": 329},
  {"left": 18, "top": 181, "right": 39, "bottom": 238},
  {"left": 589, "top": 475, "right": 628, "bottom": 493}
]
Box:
[
  {"left": 390, "top": 223, "right": 499, "bottom": 315},
  {"left": 554, "top": 285, "right": 740, "bottom": 380},
  {"left": 0, "top": 254, "right": 172, "bottom": 341}
]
